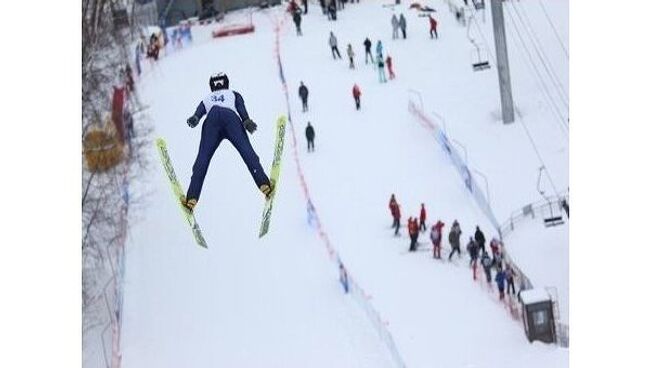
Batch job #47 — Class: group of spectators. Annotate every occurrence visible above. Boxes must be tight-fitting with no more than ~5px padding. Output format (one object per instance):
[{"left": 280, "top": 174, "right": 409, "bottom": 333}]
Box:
[{"left": 388, "top": 194, "right": 518, "bottom": 300}]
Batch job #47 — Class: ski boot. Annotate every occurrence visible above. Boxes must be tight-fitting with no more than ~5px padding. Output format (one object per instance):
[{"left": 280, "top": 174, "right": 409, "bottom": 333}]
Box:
[
  {"left": 180, "top": 195, "right": 197, "bottom": 213},
  {"left": 259, "top": 179, "right": 275, "bottom": 200}
]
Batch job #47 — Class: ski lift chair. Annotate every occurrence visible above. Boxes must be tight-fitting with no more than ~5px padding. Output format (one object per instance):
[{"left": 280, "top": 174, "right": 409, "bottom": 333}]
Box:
[
  {"left": 470, "top": 40, "right": 490, "bottom": 71},
  {"left": 467, "top": 15, "right": 490, "bottom": 71}
]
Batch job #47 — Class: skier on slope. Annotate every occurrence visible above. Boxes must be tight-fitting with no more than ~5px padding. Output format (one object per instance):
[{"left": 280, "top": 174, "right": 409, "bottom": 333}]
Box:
[{"left": 181, "top": 73, "right": 273, "bottom": 212}]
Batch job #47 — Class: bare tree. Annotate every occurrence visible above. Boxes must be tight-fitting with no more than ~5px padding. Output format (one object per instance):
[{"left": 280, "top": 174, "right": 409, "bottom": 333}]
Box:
[{"left": 82, "top": 1, "right": 154, "bottom": 364}]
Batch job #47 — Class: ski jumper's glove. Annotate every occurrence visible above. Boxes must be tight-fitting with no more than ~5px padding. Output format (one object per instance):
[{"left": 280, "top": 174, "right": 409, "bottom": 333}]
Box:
[
  {"left": 187, "top": 115, "right": 199, "bottom": 128},
  {"left": 243, "top": 118, "right": 257, "bottom": 134}
]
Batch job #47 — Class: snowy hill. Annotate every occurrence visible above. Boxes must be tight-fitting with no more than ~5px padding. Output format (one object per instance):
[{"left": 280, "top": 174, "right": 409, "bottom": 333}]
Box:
[{"left": 120, "top": 1, "right": 569, "bottom": 367}]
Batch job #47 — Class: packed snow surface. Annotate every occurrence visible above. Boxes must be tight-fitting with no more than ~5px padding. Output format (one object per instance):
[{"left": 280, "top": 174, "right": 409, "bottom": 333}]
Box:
[{"left": 120, "top": 1, "right": 569, "bottom": 367}]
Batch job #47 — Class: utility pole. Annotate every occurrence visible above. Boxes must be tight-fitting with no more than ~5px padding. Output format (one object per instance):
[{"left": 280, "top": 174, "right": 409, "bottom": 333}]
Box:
[{"left": 490, "top": 0, "right": 515, "bottom": 124}]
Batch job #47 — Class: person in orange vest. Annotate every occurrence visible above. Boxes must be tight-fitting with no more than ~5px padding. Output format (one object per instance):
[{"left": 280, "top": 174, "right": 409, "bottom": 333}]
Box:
[
  {"left": 386, "top": 55, "right": 395, "bottom": 80},
  {"left": 429, "top": 15, "right": 438, "bottom": 39},
  {"left": 419, "top": 203, "right": 427, "bottom": 231},
  {"left": 352, "top": 83, "right": 362, "bottom": 110}
]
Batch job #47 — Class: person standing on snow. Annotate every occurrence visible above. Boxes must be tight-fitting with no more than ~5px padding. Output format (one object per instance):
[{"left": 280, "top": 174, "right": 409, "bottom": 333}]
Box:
[
  {"left": 319, "top": 0, "right": 327, "bottom": 15},
  {"left": 419, "top": 203, "right": 427, "bottom": 231},
  {"left": 408, "top": 217, "right": 420, "bottom": 252},
  {"left": 386, "top": 54, "right": 395, "bottom": 80},
  {"left": 495, "top": 267, "right": 507, "bottom": 300},
  {"left": 352, "top": 83, "right": 362, "bottom": 110},
  {"left": 399, "top": 13, "right": 407, "bottom": 39},
  {"left": 298, "top": 81, "right": 309, "bottom": 112},
  {"left": 393, "top": 204, "right": 402, "bottom": 236},
  {"left": 505, "top": 263, "right": 517, "bottom": 295},
  {"left": 474, "top": 226, "right": 486, "bottom": 254},
  {"left": 329, "top": 31, "right": 342, "bottom": 59},
  {"left": 363, "top": 37, "right": 374, "bottom": 64},
  {"left": 480, "top": 251, "right": 493, "bottom": 282},
  {"left": 182, "top": 73, "right": 273, "bottom": 212},
  {"left": 347, "top": 44, "right": 355, "bottom": 69},
  {"left": 391, "top": 14, "right": 399, "bottom": 39},
  {"left": 389, "top": 194, "right": 398, "bottom": 226},
  {"left": 429, "top": 15, "right": 438, "bottom": 39},
  {"left": 293, "top": 10, "right": 303, "bottom": 36},
  {"left": 377, "top": 55, "right": 387, "bottom": 83},
  {"left": 376, "top": 39, "right": 384, "bottom": 60},
  {"left": 489, "top": 237, "right": 502, "bottom": 258},
  {"left": 448, "top": 220, "right": 462, "bottom": 260},
  {"left": 467, "top": 237, "right": 479, "bottom": 267},
  {"left": 430, "top": 220, "right": 444, "bottom": 259},
  {"left": 328, "top": 1, "right": 337, "bottom": 21},
  {"left": 305, "top": 122, "right": 315, "bottom": 152}
]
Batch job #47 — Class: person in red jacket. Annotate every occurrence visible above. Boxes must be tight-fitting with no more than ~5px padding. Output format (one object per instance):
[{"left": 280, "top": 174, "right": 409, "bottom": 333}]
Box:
[
  {"left": 389, "top": 193, "right": 398, "bottom": 225},
  {"left": 419, "top": 203, "right": 426, "bottom": 231},
  {"left": 393, "top": 204, "right": 401, "bottom": 236},
  {"left": 352, "top": 83, "right": 362, "bottom": 110},
  {"left": 386, "top": 55, "right": 395, "bottom": 80},
  {"left": 429, "top": 15, "right": 438, "bottom": 39},
  {"left": 408, "top": 217, "right": 419, "bottom": 252},
  {"left": 430, "top": 220, "right": 445, "bottom": 259}
]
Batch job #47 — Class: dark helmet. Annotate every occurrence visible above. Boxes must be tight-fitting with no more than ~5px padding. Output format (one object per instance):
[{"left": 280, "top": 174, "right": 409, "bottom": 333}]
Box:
[{"left": 209, "top": 73, "right": 229, "bottom": 91}]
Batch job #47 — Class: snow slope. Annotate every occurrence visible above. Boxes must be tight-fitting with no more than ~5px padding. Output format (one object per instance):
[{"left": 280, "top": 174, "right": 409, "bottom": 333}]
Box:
[{"left": 121, "top": 1, "right": 569, "bottom": 367}]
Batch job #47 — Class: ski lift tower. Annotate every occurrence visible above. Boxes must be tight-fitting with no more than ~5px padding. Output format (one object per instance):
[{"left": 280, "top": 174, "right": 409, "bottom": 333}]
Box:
[{"left": 490, "top": 0, "right": 515, "bottom": 124}]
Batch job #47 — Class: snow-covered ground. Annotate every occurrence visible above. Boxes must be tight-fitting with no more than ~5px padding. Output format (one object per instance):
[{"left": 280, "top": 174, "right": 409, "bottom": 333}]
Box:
[{"left": 121, "top": 1, "right": 569, "bottom": 367}]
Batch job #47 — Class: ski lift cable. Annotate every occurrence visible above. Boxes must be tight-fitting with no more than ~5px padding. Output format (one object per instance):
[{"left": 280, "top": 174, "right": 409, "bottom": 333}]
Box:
[
  {"left": 519, "top": 111, "right": 561, "bottom": 197},
  {"left": 503, "top": 4, "right": 569, "bottom": 137},
  {"left": 538, "top": 0, "right": 569, "bottom": 60},
  {"left": 504, "top": 4, "right": 568, "bottom": 132},
  {"left": 468, "top": 4, "right": 568, "bottom": 137},
  {"left": 510, "top": 1, "right": 569, "bottom": 110}
]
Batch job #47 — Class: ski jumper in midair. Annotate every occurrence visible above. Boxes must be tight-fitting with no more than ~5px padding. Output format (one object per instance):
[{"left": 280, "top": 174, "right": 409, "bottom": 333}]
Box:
[{"left": 182, "top": 73, "right": 273, "bottom": 212}]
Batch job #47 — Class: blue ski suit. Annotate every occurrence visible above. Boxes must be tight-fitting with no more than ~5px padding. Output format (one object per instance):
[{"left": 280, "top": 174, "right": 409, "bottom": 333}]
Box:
[{"left": 186, "top": 89, "right": 269, "bottom": 201}]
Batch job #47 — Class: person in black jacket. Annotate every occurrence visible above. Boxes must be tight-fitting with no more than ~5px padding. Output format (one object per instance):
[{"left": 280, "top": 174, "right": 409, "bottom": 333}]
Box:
[
  {"left": 363, "top": 37, "right": 373, "bottom": 64},
  {"left": 292, "top": 11, "right": 302, "bottom": 36},
  {"left": 298, "top": 81, "right": 309, "bottom": 112},
  {"left": 305, "top": 122, "right": 315, "bottom": 152},
  {"left": 474, "top": 226, "right": 486, "bottom": 254}
]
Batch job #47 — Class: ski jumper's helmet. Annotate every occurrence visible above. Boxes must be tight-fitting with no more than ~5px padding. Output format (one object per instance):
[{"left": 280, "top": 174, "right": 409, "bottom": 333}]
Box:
[{"left": 209, "top": 73, "right": 229, "bottom": 91}]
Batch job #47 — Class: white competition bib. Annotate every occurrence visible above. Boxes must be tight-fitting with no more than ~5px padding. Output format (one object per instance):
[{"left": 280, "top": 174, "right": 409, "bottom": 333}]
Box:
[{"left": 202, "top": 90, "right": 241, "bottom": 120}]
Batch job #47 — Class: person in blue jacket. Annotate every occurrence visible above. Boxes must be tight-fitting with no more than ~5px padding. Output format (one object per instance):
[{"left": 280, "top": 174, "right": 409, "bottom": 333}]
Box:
[
  {"left": 181, "top": 73, "right": 273, "bottom": 212},
  {"left": 495, "top": 267, "right": 507, "bottom": 300}
]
